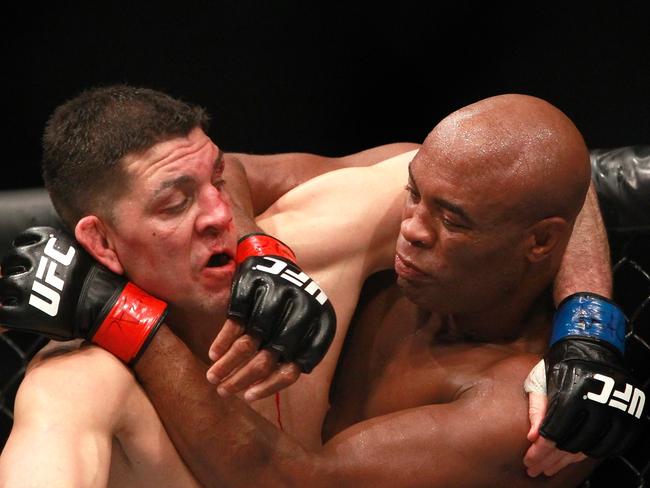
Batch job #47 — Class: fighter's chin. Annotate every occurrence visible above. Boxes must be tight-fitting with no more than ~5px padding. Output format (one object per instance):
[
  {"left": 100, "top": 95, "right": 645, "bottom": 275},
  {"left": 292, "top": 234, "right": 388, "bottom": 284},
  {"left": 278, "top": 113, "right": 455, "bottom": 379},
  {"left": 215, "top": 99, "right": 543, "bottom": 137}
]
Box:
[
  {"left": 397, "top": 276, "right": 424, "bottom": 301},
  {"left": 396, "top": 277, "right": 441, "bottom": 311}
]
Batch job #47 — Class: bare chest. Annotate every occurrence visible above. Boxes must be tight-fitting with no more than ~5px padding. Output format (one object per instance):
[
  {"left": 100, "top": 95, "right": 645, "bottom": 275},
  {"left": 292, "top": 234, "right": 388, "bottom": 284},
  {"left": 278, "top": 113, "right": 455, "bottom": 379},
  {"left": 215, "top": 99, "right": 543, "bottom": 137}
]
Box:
[{"left": 323, "top": 272, "right": 511, "bottom": 440}]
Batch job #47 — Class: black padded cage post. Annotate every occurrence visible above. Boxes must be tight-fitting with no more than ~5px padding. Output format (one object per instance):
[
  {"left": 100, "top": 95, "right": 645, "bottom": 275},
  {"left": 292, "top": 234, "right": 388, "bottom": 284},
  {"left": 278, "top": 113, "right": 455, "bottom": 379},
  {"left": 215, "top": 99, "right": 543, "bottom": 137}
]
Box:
[
  {"left": 0, "top": 189, "right": 61, "bottom": 443},
  {"left": 583, "top": 146, "right": 650, "bottom": 488},
  {"left": 0, "top": 148, "right": 649, "bottom": 487}
]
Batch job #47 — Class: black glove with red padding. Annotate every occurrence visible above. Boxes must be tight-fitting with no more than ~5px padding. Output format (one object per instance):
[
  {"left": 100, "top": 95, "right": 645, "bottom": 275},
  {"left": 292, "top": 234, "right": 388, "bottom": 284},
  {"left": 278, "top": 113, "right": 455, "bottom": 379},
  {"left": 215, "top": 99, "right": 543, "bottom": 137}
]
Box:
[
  {"left": 228, "top": 233, "right": 336, "bottom": 373},
  {"left": 541, "top": 292, "right": 646, "bottom": 458},
  {"left": 0, "top": 226, "right": 167, "bottom": 365}
]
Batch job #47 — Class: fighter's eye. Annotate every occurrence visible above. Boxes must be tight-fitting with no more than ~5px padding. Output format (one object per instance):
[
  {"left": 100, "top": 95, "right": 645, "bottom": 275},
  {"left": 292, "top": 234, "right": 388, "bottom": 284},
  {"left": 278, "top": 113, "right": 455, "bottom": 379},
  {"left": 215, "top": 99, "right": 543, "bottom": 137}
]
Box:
[
  {"left": 164, "top": 197, "right": 189, "bottom": 214},
  {"left": 441, "top": 216, "right": 468, "bottom": 231},
  {"left": 212, "top": 178, "right": 225, "bottom": 190}
]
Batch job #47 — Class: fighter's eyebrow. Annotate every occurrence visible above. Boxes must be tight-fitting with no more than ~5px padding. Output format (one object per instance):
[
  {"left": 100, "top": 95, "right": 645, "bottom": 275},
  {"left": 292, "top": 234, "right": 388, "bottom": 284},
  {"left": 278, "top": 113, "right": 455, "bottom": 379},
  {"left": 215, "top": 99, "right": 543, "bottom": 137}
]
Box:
[
  {"left": 433, "top": 197, "right": 475, "bottom": 227},
  {"left": 152, "top": 175, "right": 194, "bottom": 199},
  {"left": 151, "top": 147, "right": 224, "bottom": 200},
  {"left": 408, "top": 163, "right": 475, "bottom": 227}
]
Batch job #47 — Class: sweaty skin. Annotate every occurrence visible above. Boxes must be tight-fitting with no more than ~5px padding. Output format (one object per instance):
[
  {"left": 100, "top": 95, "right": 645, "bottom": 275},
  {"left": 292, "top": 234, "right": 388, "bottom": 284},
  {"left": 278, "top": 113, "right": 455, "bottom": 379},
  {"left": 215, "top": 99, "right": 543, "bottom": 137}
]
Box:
[
  {"left": 0, "top": 96, "right": 611, "bottom": 486},
  {"left": 0, "top": 147, "right": 414, "bottom": 487},
  {"left": 126, "top": 95, "right": 601, "bottom": 487}
]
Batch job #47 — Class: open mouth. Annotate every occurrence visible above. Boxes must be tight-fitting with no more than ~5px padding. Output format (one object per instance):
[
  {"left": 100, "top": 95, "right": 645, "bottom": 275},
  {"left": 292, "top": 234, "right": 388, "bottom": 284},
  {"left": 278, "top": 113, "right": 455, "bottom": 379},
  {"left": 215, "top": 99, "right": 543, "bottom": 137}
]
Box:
[{"left": 206, "top": 253, "right": 232, "bottom": 268}]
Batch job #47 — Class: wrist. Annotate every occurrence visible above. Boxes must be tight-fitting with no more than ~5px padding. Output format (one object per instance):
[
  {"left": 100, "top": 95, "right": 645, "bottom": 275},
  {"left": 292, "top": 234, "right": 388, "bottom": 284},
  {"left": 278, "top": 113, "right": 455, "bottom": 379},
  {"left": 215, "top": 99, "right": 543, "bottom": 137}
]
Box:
[
  {"left": 90, "top": 282, "right": 168, "bottom": 365},
  {"left": 236, "top": 233, "right": 297, "bottom": 264},
  {"left": 550, "top": 292, "right": 627, "bottom": 355}
]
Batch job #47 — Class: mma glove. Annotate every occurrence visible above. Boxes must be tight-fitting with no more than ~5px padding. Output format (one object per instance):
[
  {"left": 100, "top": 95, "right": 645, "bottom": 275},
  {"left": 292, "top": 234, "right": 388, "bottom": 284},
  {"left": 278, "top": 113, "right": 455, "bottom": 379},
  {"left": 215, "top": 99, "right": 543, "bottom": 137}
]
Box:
[
  {"left": 228, "top": 233, "right": 336, "bottom": 373},
  {"left": 0, "top": 226, "right": 167, "bottom": 365},
  {"left": 540, "top": 292, "right": 646, "bottom": 458}
]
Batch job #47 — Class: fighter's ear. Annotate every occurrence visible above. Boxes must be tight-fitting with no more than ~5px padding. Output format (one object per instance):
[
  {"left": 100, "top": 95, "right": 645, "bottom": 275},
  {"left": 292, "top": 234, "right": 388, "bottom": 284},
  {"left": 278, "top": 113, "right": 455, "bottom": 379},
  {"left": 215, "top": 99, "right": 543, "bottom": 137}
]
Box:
[
  {"left": 75, "top": 215, "right": 124, "bottom": 275},
  {"left": 524, "top": 216, "right": 569, "bottom": 263}
]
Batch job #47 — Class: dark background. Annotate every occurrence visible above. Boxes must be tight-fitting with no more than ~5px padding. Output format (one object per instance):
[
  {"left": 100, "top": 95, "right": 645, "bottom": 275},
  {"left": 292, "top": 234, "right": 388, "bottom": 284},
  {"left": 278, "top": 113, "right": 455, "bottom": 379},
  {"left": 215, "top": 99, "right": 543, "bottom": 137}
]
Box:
[{"left": 3, "top": 1, "right": 650, "bottom": 190}]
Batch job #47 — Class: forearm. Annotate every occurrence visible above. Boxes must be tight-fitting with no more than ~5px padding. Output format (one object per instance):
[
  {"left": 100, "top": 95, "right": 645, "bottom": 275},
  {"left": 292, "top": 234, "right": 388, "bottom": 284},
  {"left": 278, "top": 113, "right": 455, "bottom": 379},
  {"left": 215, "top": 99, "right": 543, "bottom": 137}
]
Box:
[
  {"left": 223, "top": 154, "right": 262, "bottom": 236},
  {"left": 553, "top": 182, "right": 612, "bottom": 304},
  {"left": 134, "top": 325, "right": 317, "bottom": 488}
]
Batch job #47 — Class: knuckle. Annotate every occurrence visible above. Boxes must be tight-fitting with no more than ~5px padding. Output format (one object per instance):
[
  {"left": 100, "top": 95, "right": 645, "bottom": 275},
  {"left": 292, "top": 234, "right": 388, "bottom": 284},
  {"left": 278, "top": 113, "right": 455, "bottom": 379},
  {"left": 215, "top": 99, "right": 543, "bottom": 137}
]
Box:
[
  {"left": 234, "top": 336, "right": 259, "bottom": 355},
  {"left": 255, "top": 353, "right": 276, "bottom": 371},
  {"left": 250, "top": 361, "right": 272, "bottom": 378},
  {"left": 209, "top": 363, "right": 226, "bottom": 377},
  {"left": 247, "top": 354, "right": 274, "bottom": 376},
  {"left": 278, "top": 363, "right": 301, "bottom": 383},
  {"left": 210, "top": 343, "right": 227, "bottom": 355}
]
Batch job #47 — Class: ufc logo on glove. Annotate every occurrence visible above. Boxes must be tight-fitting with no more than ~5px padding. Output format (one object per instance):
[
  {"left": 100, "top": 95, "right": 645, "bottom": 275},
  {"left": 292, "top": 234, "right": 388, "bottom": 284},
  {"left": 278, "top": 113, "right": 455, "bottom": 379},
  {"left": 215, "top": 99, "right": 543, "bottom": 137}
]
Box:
[
  {"left": 587, "top": 373, "right": 645, "bottom": 418},
  {"left": 29, "top": 236, "right": 76, "bottom": 316},
  {"left": 253, "top": 257, "right": 329, "bottom": 305}
]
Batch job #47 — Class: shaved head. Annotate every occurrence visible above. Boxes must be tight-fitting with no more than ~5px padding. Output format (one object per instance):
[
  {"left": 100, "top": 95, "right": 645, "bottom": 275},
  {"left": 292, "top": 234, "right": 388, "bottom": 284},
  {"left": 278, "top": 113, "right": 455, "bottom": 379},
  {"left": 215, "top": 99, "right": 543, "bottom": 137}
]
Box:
[
  {"left": 397, "top": 94, "right": 592, "bottom": 317},
  {"left": 421, "top": 94, "right": 591, "bottom": 225}
]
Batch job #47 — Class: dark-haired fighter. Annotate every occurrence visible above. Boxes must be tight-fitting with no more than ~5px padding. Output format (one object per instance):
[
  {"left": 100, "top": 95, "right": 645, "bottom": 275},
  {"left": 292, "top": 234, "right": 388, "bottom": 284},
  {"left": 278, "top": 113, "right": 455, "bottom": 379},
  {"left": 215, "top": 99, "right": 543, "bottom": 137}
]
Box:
[{"left": 0, "top": 89, "right": 640, "bottom": 487}]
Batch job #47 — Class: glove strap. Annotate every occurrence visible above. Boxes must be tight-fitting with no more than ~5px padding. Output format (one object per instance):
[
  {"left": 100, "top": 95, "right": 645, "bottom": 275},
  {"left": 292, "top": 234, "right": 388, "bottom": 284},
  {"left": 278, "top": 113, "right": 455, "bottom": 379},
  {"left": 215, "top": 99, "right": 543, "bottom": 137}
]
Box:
[
  {"left": 91, "top": 283, "right": 168, "bottom": 365},
  {"left": 236, "top": 233, "right": 297, "bottom": 264},
  {"left": 550, "top": 292, "right": 627, "bottom": 355}
]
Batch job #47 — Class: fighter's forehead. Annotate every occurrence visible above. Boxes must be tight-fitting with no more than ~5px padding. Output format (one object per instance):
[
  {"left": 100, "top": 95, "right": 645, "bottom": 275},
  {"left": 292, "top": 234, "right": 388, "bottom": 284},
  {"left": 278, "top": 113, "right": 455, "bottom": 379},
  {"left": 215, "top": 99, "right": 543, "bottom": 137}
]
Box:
[{"left": 122, "top": 127, "right": 221, "bottom": 179}]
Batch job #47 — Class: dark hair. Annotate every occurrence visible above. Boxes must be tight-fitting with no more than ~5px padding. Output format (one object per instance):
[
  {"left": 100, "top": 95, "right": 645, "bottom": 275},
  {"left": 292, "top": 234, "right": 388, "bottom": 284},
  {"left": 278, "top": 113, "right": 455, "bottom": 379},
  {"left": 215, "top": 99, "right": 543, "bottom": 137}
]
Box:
[{"left": 42, "top": 84, "right": 210, "bottom": 229}]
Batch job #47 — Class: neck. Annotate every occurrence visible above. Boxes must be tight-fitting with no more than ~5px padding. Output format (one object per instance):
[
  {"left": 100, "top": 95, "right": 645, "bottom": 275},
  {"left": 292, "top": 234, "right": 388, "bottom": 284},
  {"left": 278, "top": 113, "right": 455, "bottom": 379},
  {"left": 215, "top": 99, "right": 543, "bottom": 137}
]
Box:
[{"left": 447, "top": 271, "right": 554, "bottom": 348}]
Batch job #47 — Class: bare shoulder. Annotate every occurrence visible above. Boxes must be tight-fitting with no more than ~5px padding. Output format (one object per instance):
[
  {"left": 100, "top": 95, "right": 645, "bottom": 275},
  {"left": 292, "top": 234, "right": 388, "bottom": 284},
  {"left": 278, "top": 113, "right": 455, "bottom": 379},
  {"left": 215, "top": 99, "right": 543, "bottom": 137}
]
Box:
[
  {"left": 258, "top": 148, "right": 415, "bottom": 220},
  {"left": 28, "top": 340, "right": 132, "bottom": 382},
  {"left": 258, "top": 149, "right": 415, "bottom": 274},
  {"left": 19, "top": 341, "right": 137, "bottom": 419}
]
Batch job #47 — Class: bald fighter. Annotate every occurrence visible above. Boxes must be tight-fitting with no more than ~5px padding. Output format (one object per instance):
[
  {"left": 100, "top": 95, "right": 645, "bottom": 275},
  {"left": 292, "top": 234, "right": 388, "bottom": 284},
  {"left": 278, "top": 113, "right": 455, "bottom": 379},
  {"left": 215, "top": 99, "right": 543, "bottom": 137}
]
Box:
[
  {"left": 0, "top": 88, "right": 639, "bottom": 486},
  {"left": 128, "top": 94, "right": 632, "bottom": 487}
]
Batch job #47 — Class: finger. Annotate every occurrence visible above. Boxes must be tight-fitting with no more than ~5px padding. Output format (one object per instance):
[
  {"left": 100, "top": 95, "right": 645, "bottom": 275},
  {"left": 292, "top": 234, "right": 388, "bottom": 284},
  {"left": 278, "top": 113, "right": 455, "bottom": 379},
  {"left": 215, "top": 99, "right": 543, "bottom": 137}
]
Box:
[
  {"left": 524, "top": 436, "right": 557, "bottom": 468},
  {"left": 539, "top": 395, "right": 582, "bottom": 445},
  {"left": 294, "top": 307, "right": 336, "bottom": 373},
  {"left": 557, "top": 409, "right": 605, "bottom": 453},
  {"left": 216, "top": 349, "right": 279, "bottom": 396},
  {"left": 542, "top": 452, "right": 588, "bottom": 476},
  {"left": 0, "top": 326, "right": 7, "bottom": 333},
  {"left": 527, "top": 391, "right": 548, "bottom": 441},
  {"left": 206, "top": 334, "right": 260, "bottom": 385},
  {"left": 246, "top": 286, "right": 286, "bottom": 344},
  {"left": 209, "top": 318, "right": 245, "bottom": 361},
  {"left": 243, "top": 362, "right": 301, "bottom": 402},
  {"left": 265, "top": 293, "right": 310, "bottom": 361},
  {"left": 526, "top": 445, "right": 566, "bottom": 478}
]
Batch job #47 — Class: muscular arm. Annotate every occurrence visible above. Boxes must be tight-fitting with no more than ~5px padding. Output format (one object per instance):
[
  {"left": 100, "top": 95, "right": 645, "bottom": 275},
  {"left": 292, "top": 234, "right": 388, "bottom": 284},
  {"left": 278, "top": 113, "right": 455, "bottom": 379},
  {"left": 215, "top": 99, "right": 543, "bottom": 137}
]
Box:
[
  {"left": 222, "top": 153, "right": 260, "bottom": 236},
  {"left": 525, "top": 182, "right": 617, "bottom": 474},
  {"left": 553, "top": 182, "right": 612, "bottom": 302},
  {"left": 136, "top": 329, "right": 595, "bottom": 487},
  {"left": 231, "top": 142, "right": 420, "bottom": 215}
]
